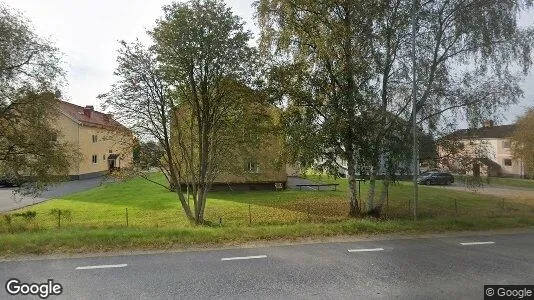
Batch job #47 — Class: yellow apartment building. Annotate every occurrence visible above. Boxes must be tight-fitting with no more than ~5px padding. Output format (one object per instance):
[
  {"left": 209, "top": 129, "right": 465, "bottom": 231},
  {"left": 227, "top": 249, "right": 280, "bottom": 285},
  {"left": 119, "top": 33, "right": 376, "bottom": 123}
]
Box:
[
  {"left": 440, "top": 121, "right": 528, "bottom": 178},
  {"left": 55, "top": 101, "right": 133, "bottom": 180}
]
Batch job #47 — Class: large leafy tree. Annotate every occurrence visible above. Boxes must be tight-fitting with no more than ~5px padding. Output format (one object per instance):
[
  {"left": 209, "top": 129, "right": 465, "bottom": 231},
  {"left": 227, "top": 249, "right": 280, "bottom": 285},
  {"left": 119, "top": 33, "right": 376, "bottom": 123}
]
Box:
[
  {"left": 258, "top": 0, "right": 534, "bottom": 216},
  {"left": 103, "top": 0, "right": 268, "bottom": 224},
  {"left": 258, "top": 0, "right": 381, "bottom": 216},
  {"left": 0, "top": 4, "right": 75, "bottom": 188},
  {"left": 150, "top": 0, "right": 260, "bottom": 223},
  {"left": 511, "top": 108, "right": 534, "bottom": 178}
]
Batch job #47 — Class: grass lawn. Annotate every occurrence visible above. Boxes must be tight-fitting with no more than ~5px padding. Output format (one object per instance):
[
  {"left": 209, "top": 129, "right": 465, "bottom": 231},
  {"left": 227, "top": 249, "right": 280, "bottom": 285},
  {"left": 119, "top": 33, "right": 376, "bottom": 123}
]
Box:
[{"left": 1, "top": 173, "right": 534, "bottom": 256}]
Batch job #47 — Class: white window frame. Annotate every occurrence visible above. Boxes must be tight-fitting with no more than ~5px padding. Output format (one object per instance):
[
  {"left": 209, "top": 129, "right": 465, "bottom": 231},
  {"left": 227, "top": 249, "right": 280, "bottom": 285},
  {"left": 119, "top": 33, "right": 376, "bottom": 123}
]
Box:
[
  {"left": 247, "top": 161, "right": 259, "bottom": 173},
  {"left": 92, "top": 155, "right": 98, "bottom": 164},
  {"left": 503, "top": 140, "right": 510, "bottom": 149},
  {"left": 503, "top": 158, "right": 512, "bottom": 167},
  {"left": 92, "top": 135, "right": 98, "bottom": 143}
]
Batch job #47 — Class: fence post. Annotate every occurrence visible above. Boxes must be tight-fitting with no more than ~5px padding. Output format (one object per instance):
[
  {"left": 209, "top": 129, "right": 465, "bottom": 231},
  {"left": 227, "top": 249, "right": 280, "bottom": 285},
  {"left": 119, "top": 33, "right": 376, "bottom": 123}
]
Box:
[
  {"left": 126, "top": 208, "right": 129, "bottom": 227},
  {"left": 454, "top": 199, "right": 458, "bottom": 221},
  {"left": 58, "top": 210, "right": 61, "bottom": 228},
  {"left": 248, "top": 203, "right": 252, "bottom": 225}
]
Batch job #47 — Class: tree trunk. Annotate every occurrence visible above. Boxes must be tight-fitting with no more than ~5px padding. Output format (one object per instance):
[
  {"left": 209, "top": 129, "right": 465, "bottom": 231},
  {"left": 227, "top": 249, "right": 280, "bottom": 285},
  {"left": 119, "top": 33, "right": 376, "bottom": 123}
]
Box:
[
  {"left": 195, "top": 187, "right": 207, "bottom": 224},
  {"left": 367, "top": 165, "right": 376, "bottom": 213},
  {"left": 347, "top": 155, "right": 360, "bottom": 217}
]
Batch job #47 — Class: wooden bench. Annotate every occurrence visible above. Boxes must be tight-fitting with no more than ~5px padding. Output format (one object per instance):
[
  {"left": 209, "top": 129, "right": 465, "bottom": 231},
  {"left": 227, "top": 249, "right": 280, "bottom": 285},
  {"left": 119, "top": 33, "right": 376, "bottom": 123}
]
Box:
[{"left": 295, "top": 183, "right": 340, "bottom": 191}]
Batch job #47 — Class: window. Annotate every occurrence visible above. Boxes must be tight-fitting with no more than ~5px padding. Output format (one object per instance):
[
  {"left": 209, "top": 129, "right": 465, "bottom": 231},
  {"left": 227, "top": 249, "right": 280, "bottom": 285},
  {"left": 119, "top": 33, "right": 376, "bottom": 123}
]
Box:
[
  {"left": 109, "top": 149, "right": 112, "bottom": 153},
  {"left": 92, "top": 155, "right": 97, "bottom": 164},
  {"left": 504, "top": 159, "right": 512, "bottom": 166},
  {"left": 92, "top": 135, "right": 98, "bottom": 143},
  {"left": 247, "top": 161, "right": 259, "bottom": 173},
  {"left": 503, "top": 140, "right": 511, "bottom": 149}
]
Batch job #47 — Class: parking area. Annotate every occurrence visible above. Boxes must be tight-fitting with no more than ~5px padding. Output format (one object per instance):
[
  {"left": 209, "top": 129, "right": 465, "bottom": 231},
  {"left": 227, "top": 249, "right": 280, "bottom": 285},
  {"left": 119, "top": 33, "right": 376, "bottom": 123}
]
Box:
[{"left": 0, "top": 177, "right": 108, "bottom": 212}]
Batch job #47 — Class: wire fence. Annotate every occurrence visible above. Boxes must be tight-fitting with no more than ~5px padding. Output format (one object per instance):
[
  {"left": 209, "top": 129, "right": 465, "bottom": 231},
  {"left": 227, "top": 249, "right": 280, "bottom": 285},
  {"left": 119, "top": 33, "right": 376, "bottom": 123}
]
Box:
[{"left": 1, "top": 189, "right": 533, "bottom": 234}]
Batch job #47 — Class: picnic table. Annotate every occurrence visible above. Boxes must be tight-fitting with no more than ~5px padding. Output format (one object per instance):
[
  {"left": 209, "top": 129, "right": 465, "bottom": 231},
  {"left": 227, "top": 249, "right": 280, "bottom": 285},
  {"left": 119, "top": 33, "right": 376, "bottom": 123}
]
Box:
[{"left": 295, "top": 183, "right": 340, "bottom": 191}]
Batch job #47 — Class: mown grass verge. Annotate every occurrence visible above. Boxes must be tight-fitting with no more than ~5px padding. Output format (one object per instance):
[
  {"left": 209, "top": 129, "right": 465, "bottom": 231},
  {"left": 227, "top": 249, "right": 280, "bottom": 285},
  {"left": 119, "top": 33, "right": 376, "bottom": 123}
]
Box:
[{"left": 1, "top": 216, "right": 533, "bottom": 257}]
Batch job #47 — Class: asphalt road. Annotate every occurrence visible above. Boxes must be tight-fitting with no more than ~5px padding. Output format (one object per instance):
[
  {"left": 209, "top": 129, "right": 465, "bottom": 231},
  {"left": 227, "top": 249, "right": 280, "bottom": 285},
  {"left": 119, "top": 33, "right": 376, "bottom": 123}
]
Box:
[
  {"left": 0, "top": 178, "right": 108, "bottom": 212},
  {"left": 1, "top": 231, "right": 533, "bottom": 299}
]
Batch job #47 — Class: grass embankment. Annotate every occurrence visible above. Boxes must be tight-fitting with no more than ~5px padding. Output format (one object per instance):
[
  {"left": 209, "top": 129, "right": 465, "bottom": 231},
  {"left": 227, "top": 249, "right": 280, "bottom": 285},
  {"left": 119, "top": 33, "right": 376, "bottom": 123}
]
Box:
[{"left": 1, "top": 173, "right": 533, "bottom": 256}]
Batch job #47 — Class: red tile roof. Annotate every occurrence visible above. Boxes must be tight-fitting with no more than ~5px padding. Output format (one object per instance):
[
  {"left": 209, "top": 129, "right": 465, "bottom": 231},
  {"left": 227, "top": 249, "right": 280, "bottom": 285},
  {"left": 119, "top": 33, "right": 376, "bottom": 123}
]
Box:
[{"left": 58, "top": 101, "right": 126, "bottom": 130}]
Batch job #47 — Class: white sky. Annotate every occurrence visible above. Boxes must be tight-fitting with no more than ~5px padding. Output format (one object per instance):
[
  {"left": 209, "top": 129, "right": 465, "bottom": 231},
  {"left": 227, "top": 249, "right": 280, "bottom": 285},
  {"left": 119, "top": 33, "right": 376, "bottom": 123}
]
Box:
[{"left": 3, "top": 0, "right": 534, "bottom": 125}]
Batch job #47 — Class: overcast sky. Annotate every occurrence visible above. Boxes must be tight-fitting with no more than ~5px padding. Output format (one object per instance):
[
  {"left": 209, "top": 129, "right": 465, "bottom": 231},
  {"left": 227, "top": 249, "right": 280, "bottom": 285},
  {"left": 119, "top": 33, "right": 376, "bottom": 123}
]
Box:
[{"left": 4, "top": 0, "right": 534, "bottom": 125}]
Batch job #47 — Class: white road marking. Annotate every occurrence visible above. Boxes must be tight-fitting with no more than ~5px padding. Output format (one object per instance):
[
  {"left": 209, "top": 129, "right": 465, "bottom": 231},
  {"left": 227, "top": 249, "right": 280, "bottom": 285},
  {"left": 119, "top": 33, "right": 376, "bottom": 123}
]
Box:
[
  {"left": 221, "top": 255, "right": 267, "bottom": 261},
  {"left": 460, "top": 241, "right": 495, "bottom": 246},
  {"left": 348, "top": 248, "right": 385, "bottom": 252},
  {"left": 76, "top": 264, "right": 128, "bottom": 270}
]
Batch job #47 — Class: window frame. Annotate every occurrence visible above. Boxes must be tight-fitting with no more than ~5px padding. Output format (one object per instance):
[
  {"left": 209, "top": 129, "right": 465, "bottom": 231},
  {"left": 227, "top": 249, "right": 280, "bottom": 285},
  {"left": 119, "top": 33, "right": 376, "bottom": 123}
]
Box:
[
  {"left": 92, "top": 155, "right": 98, "bottom": 164},
  {"left": 92, "top": 135, "right": 98, "bottom": 143},
  {"left": 503, "top": 158, "right": 512, "bottom": 167},
  {"left": 247, "top": 161, "right": 259, "bottom": 173}
]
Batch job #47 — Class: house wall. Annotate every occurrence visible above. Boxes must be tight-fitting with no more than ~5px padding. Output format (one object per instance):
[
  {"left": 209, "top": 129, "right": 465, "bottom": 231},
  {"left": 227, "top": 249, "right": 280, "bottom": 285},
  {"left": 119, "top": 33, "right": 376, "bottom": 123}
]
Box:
[
  {"left": 214, "top": 138, "right": 287, "bottom": 185},
  {"left": 439, "top": 137, "right": 525, "bottom": 177},
  {"left": 490, "top": 138, "right": 523, "bottom": 177},
  {"left": 53, "top": 113, "right": 80, "bottom": 176},
  {"left": 76, "top": 125, "right": 133, "bottom": 177},
  {"left": 53, "top": 113, "right": 133, "bottom": 178}
]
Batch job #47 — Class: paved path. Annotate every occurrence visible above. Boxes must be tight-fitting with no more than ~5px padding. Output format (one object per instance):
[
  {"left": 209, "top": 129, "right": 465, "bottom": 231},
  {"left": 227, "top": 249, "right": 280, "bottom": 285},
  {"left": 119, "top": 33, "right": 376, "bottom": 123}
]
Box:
[
  {"left": 0, "top": 178, "right": 108, "bottom": 212},
  {"left": 1, "top": 231, "right": 533, "bottom": 299}
]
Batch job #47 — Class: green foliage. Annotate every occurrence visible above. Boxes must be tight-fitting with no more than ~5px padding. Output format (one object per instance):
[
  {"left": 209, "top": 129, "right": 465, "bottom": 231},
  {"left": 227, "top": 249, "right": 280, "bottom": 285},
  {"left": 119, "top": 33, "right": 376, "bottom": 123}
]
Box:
[
  {"left": 0, "top": 4, "right": 77, "bottom": 190},
  {"left": 13, "top": 211, "right": 36, "bottom": 221},
  {"left": 257, "top": 0, "right": 534, "bottom": 216},
  {"left": 512, "top": 108, "right": 534, "bottom": 178},
  {"left": 49, "top": 209, "right": 72, "bottom": 228}
]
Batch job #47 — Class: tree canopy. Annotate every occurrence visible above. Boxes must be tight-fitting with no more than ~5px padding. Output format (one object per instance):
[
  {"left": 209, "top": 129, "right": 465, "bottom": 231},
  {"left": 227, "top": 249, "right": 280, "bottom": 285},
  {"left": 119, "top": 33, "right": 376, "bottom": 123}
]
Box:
[{"left": 0, "top": 4, "right": 75, "bottom": 188}]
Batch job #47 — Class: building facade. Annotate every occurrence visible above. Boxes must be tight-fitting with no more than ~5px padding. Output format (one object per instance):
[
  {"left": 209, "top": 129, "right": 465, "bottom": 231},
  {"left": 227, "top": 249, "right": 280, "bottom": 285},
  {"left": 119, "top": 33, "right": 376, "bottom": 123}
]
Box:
[
  {"left": 55, "top": 101, "right": 133, "bottom": 180},
  {"left": 440, "top": 121, "right": 527, "bottom": 178}
]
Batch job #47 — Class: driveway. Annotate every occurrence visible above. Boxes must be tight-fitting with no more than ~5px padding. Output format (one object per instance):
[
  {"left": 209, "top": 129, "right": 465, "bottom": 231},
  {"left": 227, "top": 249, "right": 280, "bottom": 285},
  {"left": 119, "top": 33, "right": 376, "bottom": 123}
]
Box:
[
  {"left": 426, "top": 182, "right": 534, "bottom": 201},
  {"left": 0, "top": 177, "right": 108, "bottom": 212}
]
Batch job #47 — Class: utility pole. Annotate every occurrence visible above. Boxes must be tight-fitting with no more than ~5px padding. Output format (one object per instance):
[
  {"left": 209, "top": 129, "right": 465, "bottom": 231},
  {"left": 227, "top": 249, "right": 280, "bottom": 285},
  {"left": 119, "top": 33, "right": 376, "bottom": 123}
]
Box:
[{"left": 411, "top": 0, "right": 419, "bottom": 220}]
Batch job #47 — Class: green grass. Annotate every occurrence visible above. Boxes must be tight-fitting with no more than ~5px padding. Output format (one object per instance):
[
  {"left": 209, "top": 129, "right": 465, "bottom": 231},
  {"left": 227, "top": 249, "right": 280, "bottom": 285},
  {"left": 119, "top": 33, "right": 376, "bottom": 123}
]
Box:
[{"left": 1, "top": 173, "right": 533, "bottom": 256}]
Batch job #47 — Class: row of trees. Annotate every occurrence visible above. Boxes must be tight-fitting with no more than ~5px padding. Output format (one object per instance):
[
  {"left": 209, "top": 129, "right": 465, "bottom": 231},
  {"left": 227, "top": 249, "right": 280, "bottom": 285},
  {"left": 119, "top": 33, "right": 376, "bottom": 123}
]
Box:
[
  {"left": 2, "top": 0, "right": 533, "bottom": 223},
  {"left": 102, "top": 0, "right": 533, "bottom": 222},
  {"left": 257, "top": 0, "right": 533, "bottom": 215}
]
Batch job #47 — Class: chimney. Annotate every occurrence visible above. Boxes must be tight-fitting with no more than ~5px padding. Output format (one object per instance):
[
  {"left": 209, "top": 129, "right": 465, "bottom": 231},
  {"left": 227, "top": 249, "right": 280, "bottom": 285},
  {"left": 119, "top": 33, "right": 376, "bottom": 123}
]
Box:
[
  {"left": 83, "top": 105, "right": 94, "bottom": 118},
  {"left": 483, "top": 120, "right": 494, "bottom": 128}
]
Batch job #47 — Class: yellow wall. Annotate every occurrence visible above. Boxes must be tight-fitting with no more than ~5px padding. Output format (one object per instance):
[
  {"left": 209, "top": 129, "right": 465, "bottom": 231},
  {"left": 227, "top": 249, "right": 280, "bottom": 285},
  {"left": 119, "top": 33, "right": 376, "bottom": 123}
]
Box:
[
  {"left": 76, "top": 125, "right": 133, "bottom": 175},
  {"left": 53, "top": 112, "right": 133, "bottom": 177},
  {"left": 214, "top": 135, "right": 287, "bottom": 184}
]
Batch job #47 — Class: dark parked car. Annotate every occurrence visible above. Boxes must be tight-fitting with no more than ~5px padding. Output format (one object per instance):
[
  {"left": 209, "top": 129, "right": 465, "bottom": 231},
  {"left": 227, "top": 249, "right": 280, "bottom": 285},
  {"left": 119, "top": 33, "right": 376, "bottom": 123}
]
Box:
[{"left": 417, "top": 172, "right": 454, "bottom": 185}]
